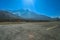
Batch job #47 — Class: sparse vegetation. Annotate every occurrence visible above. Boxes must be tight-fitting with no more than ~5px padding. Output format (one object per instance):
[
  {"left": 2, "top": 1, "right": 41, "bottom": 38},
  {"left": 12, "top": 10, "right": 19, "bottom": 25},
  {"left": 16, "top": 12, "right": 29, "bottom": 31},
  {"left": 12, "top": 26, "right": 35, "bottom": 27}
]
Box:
[{"left": 0, "top": 22, "right": 60, "bottom": 40}]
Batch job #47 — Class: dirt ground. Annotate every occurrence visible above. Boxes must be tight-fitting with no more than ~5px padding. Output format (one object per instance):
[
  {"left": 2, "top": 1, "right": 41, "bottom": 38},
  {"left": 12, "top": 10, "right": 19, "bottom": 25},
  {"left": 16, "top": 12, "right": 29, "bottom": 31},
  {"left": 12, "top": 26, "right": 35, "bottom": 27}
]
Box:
[{"left": 0, "top": 22, "right": 60, "bottom": 40}]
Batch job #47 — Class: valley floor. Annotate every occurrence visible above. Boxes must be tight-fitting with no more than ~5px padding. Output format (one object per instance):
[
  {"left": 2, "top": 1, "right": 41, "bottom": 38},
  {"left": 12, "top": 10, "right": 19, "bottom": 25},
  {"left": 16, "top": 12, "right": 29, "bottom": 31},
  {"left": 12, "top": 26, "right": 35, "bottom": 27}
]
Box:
[{"left": 0, "top": 22, "right": 60, "bottom": 40}]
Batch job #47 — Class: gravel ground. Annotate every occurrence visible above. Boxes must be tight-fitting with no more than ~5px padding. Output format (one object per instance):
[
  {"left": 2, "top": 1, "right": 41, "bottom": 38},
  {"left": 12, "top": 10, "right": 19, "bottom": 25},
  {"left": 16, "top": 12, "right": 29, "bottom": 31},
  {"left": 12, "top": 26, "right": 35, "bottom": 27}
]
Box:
[{"left": 0, "top": 22, "right": 60, "bottom": 40}]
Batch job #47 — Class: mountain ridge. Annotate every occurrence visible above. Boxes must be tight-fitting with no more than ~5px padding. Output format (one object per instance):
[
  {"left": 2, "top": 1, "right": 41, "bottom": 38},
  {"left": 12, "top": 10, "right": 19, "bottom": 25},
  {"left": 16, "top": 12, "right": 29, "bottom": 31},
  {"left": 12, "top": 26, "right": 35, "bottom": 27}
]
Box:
[{"left": 13, "top": 9, "right": 51, "bottom": 20}]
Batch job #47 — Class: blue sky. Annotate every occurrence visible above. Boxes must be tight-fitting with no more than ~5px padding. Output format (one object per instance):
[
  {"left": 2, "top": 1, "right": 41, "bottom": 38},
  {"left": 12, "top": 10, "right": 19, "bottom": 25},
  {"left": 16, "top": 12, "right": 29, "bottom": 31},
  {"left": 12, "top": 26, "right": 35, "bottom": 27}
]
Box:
[{"left": 0, "top": 0, "right": 60, "bottom": 17}]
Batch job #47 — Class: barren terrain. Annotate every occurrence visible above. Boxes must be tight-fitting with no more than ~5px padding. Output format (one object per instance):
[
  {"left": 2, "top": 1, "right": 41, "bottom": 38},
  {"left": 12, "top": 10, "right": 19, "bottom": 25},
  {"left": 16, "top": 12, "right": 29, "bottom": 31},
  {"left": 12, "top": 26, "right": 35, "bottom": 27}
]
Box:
[{"left": 0, "top": 22, "right": 60, "bottom": 40}]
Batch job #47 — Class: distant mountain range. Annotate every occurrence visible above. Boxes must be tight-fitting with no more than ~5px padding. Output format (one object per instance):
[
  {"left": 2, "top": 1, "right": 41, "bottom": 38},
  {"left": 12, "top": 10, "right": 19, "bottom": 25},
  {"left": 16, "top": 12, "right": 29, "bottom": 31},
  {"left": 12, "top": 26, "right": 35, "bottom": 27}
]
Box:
[
  {"left": 12, "top": 9, "right": 51, "bottom": 20},
  {"left": 0, "top": 10, "right": 20, "bottom": 19},
  {"left": 0, "top": 9, "right": 53, "bottom": 21}
]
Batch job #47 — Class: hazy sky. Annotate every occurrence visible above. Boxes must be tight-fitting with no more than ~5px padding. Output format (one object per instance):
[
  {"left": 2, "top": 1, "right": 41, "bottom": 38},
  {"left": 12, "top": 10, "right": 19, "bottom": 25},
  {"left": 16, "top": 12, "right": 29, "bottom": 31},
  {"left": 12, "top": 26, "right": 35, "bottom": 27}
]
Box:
[{"left": 0, "top": 0, "right": 60, "bottom": 17}]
